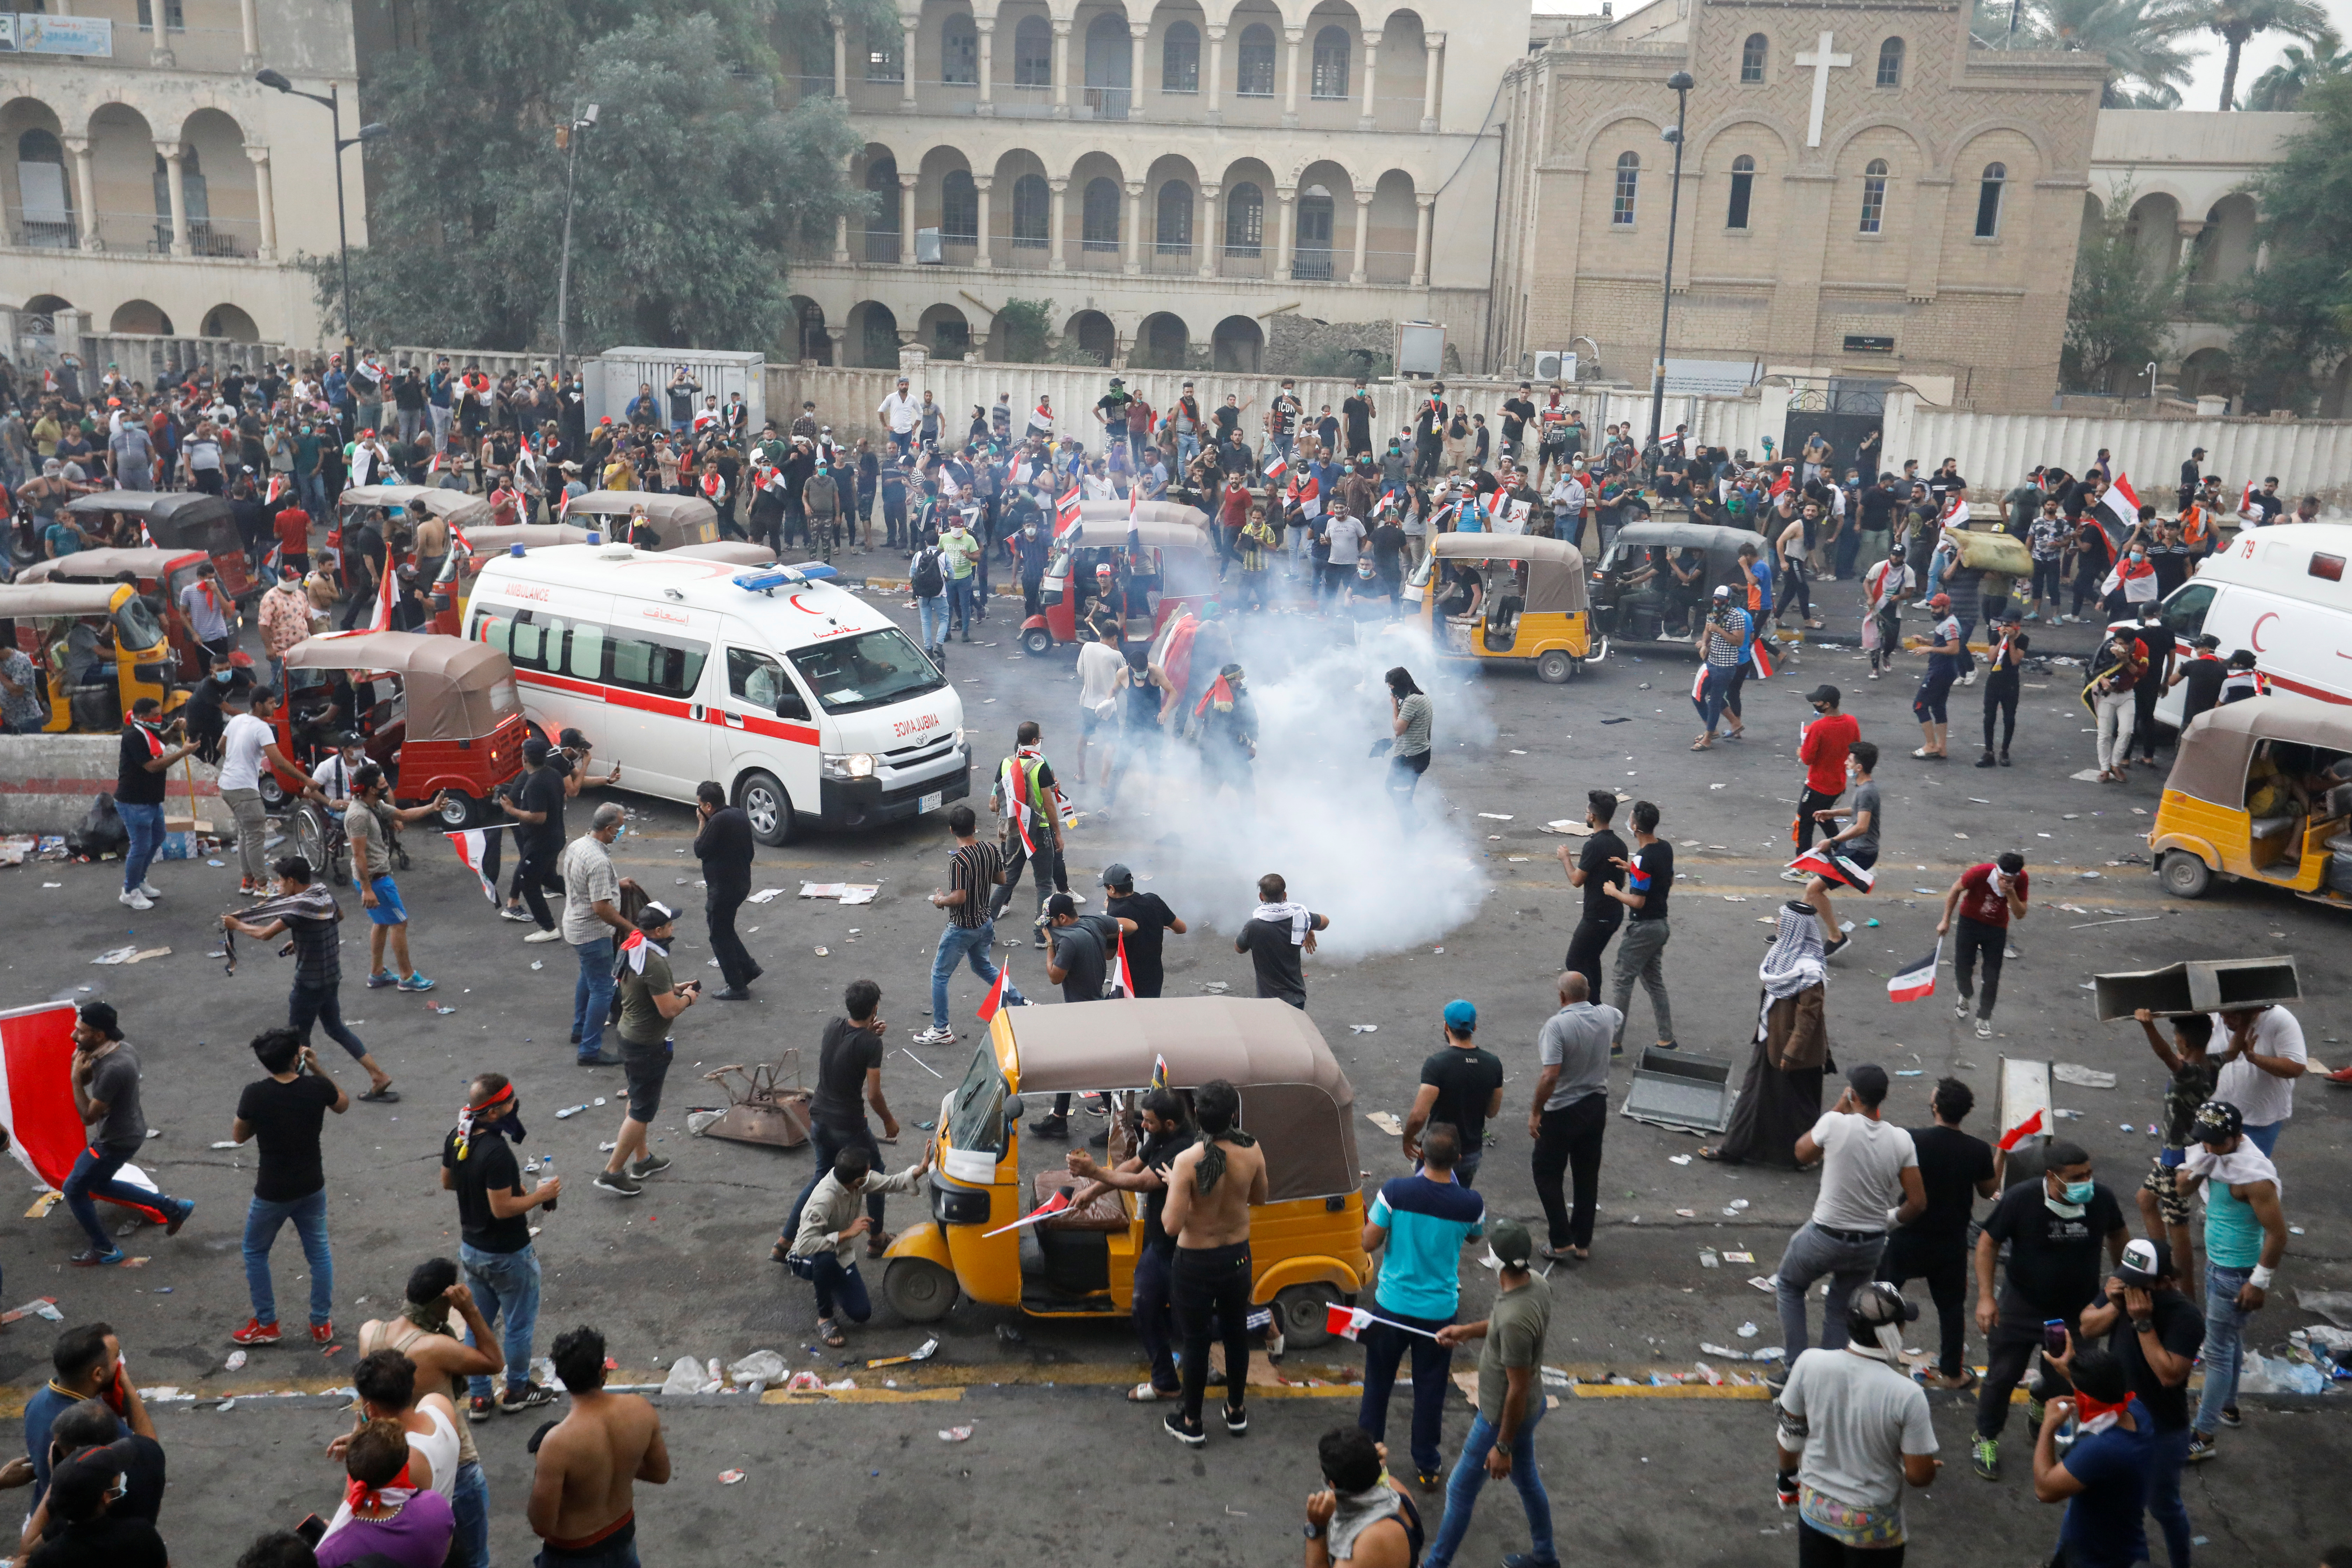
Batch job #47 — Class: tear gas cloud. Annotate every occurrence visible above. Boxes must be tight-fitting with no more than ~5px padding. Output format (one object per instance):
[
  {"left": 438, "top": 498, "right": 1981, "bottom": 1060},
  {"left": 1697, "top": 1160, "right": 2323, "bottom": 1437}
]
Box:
[{"left": 1100, "top": 614, "right": 1499, "bottom": 964}]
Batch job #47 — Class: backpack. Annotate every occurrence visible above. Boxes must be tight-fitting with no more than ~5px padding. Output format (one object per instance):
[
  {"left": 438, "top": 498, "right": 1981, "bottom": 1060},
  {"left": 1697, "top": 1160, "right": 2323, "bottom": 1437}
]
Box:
[{"left": 910, "top": 546, "right": 944, "bottom": 599}]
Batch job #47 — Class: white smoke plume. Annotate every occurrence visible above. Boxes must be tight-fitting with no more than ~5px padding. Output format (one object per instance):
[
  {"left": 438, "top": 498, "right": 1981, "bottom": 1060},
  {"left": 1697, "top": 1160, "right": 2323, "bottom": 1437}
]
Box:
[{"left": 1092, "top": 612, "right": 1498, "bottom": 964}]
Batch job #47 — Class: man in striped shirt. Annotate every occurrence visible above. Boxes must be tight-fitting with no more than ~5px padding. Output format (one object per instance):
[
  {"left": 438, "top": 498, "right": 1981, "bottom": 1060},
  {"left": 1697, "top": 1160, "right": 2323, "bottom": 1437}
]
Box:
[{"left": 917, "top": 805, "right": 1023, "bottom": 1045}]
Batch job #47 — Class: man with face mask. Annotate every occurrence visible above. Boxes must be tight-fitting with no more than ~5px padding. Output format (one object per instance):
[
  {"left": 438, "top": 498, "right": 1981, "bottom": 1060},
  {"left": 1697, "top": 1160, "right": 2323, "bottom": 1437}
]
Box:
[
  {"left": 439, "top": 1073, "right": 561, "bottom": 1420},
  {"left": 1341, "top": 380, "right": 1377, "bottom": 459},
  {"left": 1968, "top": 1141, "right": 2129, "bottom": 1483}
]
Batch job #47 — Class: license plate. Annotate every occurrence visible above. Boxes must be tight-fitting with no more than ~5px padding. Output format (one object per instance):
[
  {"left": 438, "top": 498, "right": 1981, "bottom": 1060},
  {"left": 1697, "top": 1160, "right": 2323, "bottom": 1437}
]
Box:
[{"left": 919, "top": 791, "right": 943, "bottom": 814}]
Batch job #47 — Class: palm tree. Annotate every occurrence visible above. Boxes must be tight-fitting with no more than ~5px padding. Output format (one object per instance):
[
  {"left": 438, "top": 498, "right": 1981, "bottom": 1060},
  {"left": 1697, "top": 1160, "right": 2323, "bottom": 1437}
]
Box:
[
  {"left": 2018, "top": 0, "right": 2202, "bottom": 107},
  {"left": 2194, "top": 0, "right": 2332, "bottom": 108},
  {"left": 2244, "top": 25, "right": 2349, "bottom": 108}
]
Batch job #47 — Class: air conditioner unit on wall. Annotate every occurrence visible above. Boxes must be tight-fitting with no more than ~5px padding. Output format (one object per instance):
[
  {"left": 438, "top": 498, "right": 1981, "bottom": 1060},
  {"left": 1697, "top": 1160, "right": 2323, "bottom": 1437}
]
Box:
[{"left": 1525, "top": 349, "right": 1578, "bottom": 383}]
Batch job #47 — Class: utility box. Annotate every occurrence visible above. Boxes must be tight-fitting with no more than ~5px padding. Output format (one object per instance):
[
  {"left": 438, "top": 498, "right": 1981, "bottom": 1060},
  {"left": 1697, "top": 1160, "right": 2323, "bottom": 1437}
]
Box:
[
  {"left": 1395, "top": 321, "right": 1446, "bottom": 380},
  {"left": 585, "top": 348, "right": 765, "bottom": 436},
  {"left": 1619, "top": 1045, "right": 1733, "bottom": 1135},
  {"left": 2091, "top": 957, "right": 2300, "bottom": 1022}
]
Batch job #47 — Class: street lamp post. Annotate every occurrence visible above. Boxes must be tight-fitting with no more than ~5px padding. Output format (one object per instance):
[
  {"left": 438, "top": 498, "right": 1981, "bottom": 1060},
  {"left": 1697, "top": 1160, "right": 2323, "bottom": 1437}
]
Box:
[
  {"left": 254, "top": 70, "right": 387, "bottom": 357},
  {"left": 555, "top": 104, "right": 599, "bottom": 382},
  {"left": 1648, "top": 69, "right": 1694, "bottom": 449}
]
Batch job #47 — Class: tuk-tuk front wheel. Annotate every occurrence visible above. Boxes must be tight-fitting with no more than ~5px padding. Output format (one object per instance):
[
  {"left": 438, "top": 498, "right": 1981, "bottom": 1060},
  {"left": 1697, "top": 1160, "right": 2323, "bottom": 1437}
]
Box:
[
  {"left": 2159, "top": 850, "right": 2213, "bottom": 899},
  {"left": 1273, "top": 1282, "right": 1341, "bottom": 1348},
  {"left": 1536, "top": 649, "right": 1575, "bottom": 685},
  {"left": 883, "top": 1257, "right": 959, "bottom": 1323},
  {"left": 1021, "top": 626, "right": 1055, "bottom": 657},
  {"left": 738, "top": 769, "right": 798, "bottom": 847},
  {"left": 257, "top": 770, "right": 289, "bottom": 813},
  {"left": 436, "top": 790, "right": 480, "bottom": 831}
]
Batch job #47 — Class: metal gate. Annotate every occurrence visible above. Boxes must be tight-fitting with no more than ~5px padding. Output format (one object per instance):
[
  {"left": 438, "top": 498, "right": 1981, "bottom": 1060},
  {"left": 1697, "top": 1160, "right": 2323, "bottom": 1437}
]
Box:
[{"left": 1780, "top": 378, "right": 1891, "bottom": 473}]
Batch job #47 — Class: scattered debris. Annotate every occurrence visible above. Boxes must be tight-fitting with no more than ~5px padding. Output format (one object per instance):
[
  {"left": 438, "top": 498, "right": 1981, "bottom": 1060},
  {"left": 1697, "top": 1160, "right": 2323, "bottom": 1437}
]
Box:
[
  {"left": 2053, "top": 1064, "right": 2117, "bottom": 1089},
  {"left": 90, "top": 945, "right": 171, "bottom": 966}
]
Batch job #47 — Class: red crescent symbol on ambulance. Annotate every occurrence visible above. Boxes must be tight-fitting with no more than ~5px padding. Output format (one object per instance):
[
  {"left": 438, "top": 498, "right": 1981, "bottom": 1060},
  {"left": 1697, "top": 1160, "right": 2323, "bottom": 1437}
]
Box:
[
  {"left": 2250, "top": 611, "right": 2277, "bottom": 652},
  {"left": 789, "top": 593, "right": 824, "bottom": 616}
]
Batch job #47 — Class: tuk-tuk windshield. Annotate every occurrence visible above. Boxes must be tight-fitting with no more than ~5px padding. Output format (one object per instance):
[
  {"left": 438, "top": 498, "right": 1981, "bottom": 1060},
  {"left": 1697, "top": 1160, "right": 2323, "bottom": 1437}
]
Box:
[
  {"left": 787, "top": 629, "right": 944, "bottom": 715},
  {"left": 114, "top": 595, "right": 166, "bottom": 653},
  {"left": 947, "top": 1044, "right": 1007, "bottom": 1159},
  {"left": 1407, "top": 555, "right": 1433, "bottom": 591}
]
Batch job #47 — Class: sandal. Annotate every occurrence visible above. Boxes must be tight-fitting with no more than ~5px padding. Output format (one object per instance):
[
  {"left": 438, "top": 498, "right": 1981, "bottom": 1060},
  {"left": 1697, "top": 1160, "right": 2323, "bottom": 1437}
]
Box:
[
  {"left": 1696, "top": 1146, "right": 1728, "bottom": 1163},
  {"left": 817, "top": 1320, "right": 846, "bottom": 1349},
  {"left": 1128, "top": 1381, "right": 1181, "bottom": 1402},
  {"left": 358, "top": 1086, "right": 400, "bottom": 1104},
  {"left": 1690, "top": 739, "right": 1715, "bottom": 751}
]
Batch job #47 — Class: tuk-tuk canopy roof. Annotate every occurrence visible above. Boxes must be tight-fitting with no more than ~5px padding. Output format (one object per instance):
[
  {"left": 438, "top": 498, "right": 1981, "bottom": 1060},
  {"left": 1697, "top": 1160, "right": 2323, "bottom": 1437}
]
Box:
[
  {"left": 1002, "top": 997, "right": 1360, "bottom": 1202},
  {"left": 1430, "top": 532, "right": 1590, "bottom": 614},
  {"left": 669, "top": 541, "right": 782, "bottom": 567},
  {"left": 0, "top": 582, "right": 131, "bottom": 617},
  {"left": 15, "top": 547, "right": 202, "bottom": 584},
  {"left": 1062, "top": 517, "right": 1213, "bottom": 553},
  {"left": 63, "top": 490, "right": 235, "bottom": 529},
  {"left": 562, "top": 491, "right": 719, "bottom": 528},
  {"left": 284, "top": 632, "right": 521, "bottom": 743},
  {"left": 1075, "top": 499, "right": 1212, "bottom": 531},
  {"left": 461, "top": 524, "right": 598, "bottom": 556},
  {"left": 2162, "top": 695, "right": 2352, "bottom": 807},
  {"left": 1613, "top": 518, "right": 1761, "bottom": 554},
  {"left": 338, "top": 486, "right": 493, "bottom": 525}
]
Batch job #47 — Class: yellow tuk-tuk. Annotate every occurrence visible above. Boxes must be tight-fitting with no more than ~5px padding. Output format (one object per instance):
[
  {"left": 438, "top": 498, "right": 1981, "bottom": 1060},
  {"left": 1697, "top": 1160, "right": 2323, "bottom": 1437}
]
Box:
[
  {"left": 1405, "top": 533, "right": 1592, "bottom": 683},
  {"left": 0, "top": 582, "right": 183, "bottom": 732},
  {"left": 884, "top": 997, "right": 1370, "bottom": 1345},
  {"left": 2149, "top": 695, "right": 2352, "bottom": 909}
]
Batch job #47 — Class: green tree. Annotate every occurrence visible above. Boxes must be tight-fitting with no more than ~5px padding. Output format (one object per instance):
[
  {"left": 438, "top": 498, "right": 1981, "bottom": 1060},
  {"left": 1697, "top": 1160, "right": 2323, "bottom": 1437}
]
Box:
[
  {"left": 2005, "top": 0, "right": 2199, "bottom": 107},
  {"left": 314, "top": 0, "right": 885, "bottom": 354},
  {"left": 2063, "top": 186, "right": 2183, "bottom": 392},
  {"left": 2231, "top": 72, "right": 2352, "bottom": 410},
  {"left": 992, "top": 298, "right": 1055, "bottom": 363},
  {"left": 2194, "top": 0, "right": 2331, "bottom": 108},
  {"left": 2244, "top": 25, "right": 2348, "bottom": 108}
]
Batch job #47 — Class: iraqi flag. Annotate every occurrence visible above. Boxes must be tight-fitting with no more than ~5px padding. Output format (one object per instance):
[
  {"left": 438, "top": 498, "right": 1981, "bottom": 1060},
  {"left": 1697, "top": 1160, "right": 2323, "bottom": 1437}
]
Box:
[
  {"left": 1030, "top": 402, "right": 1054, "bottom": 435},
  {"left": 1324, "top": 1302, "right": 1443, "bottom": 1342},
  {"left": 366, "top": 548, "right": 397, "bottom": 632},
  {"left": 1748, "top": 635, "right": 1775, "bottom": 679},
  {"left": 1997, "top": 1108, "right": 2045, "bottom": 1151},
  {"left": 1055, "top": 482, "right": 1083, "bottom": 539},
  {"left": 1109, "top": 934, "right": 1134, "bottom": 999},
  {"left": 1790, "top": 844, "right": 1876, "bottom": 892},
  {"left": 1886, "top": 938, "right": 1941, "bottom": 1003},
  {"left": 265, "top": 474, "right": 289, "bottom": 507},
  {"left": 1769, "top": 467, "right": 1793, "bottom": 498},
  {"left": 701, "top": 470, "right": 727, "bottom": 503},
  {"left": 1149, "top": 1053, "right": 1169, "bottom": 1091},
  {"left": 617, "top": 929, "right": 665, "bottom": 975},
  {"left": 445, "top": 824, "right": 511, "bottom": 903},
  {"left": 982, "top": 1188, "right": 1069, "bottom": 1237},
  {"left": 1689, "top": 662, "right": 1710, "bottom": 715},
  {"left": 2097, "top": 472, "right": 2140, "bottom": 536},
  {"left": 0, "top": 1003, "right": 169, "bottom": 1225},
  {"left": 1263, "top": 449, "right": 1288, "bottom": 482},
  {"left": 1192, "top": 671, "right": 1234, "bottom": 720},
  {"left": 977, "top": 960, "right": 1012, "bottom": 1024}
]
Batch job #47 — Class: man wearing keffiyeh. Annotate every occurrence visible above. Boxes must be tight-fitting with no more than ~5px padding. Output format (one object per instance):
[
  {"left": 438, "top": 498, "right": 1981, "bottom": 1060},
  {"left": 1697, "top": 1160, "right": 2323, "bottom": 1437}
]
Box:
[{"left": 222, "top": 855, "right": 398, "bottom": 1102}]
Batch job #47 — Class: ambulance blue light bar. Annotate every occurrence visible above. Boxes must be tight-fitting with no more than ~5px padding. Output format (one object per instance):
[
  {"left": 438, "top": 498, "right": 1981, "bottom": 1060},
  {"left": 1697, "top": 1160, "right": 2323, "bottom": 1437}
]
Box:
[{"left": 732, "top": 564, "right": 841, "bottom": 594}]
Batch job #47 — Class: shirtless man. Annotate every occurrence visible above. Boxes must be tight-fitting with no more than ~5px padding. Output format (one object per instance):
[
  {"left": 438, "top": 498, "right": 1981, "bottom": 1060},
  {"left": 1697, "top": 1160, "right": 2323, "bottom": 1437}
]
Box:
[
  {"left": 1157, "top": 1078, "right": 1269, "bottom": 1448},
  {"left": 527, "top": 1324, "right": 670, "bottom": 1568},
  {"left": 356, "top": 1259, "right": 504, "bottom": 1568}
]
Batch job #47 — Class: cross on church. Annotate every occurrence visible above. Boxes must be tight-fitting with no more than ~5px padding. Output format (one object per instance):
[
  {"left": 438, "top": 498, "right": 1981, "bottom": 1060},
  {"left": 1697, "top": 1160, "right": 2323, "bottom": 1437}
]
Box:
[{"left": 1793, "top": 30, "right": 1852, "bottom": 148}]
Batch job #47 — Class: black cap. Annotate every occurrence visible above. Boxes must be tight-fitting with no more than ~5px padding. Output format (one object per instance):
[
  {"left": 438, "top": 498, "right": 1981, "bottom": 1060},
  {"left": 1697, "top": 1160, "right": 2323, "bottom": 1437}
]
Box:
[
  {"left": 522, "top": 736, "right": 551, "bottom": 764},
  {"left": 558, "top": 727, "right": 591, "bottom": 749},
  {"left": 77, "top": 1001, "right": 122, "bottom": 1041},
  {"left": 1805, "top": 684, "right": 1839, "bottom": 706},
  {"left": 1100, "top": 863, "right": 1134, "bottom": 891},
  {"left": 1045, "top": 892, "right": 1077, "bottom": 920}
]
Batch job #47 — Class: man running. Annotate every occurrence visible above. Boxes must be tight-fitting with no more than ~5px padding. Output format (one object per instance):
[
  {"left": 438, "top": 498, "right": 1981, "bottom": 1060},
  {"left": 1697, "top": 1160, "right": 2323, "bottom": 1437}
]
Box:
[
  {"left": 1801, "top": 741, "right": 1881, "bottom": 956},
  {"left": 526, "top": 1326, "right": 669, "bottom": 1568},
  {"left": 1159, "top": 1079, "right": 1268, "bottom": 1448},
  {"left": 1556, "top": 790, "right": 1625, "bottom": 1000},
  {"left": 1937, "top": 852, "right": 2028, "bottom": 1039},
  {"left": 64, "top": 1002, "right": 196, "bottom": 1266}
]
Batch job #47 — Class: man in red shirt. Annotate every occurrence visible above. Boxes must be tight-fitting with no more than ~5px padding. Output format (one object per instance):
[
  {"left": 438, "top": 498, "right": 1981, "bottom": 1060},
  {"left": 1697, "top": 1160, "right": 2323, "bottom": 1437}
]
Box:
[
  {"left": 1937, "top": 852, "right": 2028, "bottom": 1038},
  {"left": 1785, "top": 684, "right": 1860, "bottom": 876},
  {"left": 1217, "top": 477, "right": 1251, "bottom": 575},
  {"left": 273, "top": 502, "right": 312, "bottom": 576}
]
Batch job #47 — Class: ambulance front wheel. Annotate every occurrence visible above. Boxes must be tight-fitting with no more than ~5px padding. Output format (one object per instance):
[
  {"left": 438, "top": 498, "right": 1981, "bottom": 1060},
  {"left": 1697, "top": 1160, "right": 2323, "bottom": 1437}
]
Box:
[
  {"left": 1021, "top": 626, "right": 1054, "bottom": 656},
  {"left": 1536, "top": 650, "right": 1574, "bottom": 685},
  {"left": 739, "top": 769, "right": 799, "bottom": 847}
]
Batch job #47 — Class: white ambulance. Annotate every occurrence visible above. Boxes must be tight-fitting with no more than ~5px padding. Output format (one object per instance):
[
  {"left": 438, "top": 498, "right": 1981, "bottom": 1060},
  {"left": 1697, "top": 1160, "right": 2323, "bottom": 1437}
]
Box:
[
  {"left": 2154, "top": 522, "right": 2352, "bottom": 729},
  {"left": 464, "top": 544, "right": 968, "bottom": 843}
]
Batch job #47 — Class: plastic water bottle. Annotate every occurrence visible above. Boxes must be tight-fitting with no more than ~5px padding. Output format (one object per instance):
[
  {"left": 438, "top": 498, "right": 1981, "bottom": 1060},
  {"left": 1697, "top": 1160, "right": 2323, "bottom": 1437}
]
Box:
[{"left": 540, "top": 1153, "right": 556, "bottom": 1212}]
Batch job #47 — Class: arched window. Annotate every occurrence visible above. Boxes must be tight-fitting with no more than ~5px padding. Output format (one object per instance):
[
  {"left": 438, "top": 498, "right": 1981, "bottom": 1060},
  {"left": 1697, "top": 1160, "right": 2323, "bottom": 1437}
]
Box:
[
  {"left": 1311, "top": 25, "right": 1350, "bottom": 99},
  {"left": 943, "top": 15, "right": 978, "bottom": 85},
  {"left": 1156, "top": 180, "right": 1194, "bottom": 252},
  {"left": 1082, "top": 176, "right": 1121, "bottom": 251},
  {"left": 1975, "top": 162, "right": 2006, "bottom": 238},
  {"left": 1163, "top": 20, "right": 1200, "bottom": 92},
  {"left": 941, "top": 168, "right": 978, "bottom": 242},
  {"left": 1727, "top": 153, "right": 1755, "bottom": 230},
  {"left": 1859, "top": 158, "right": 1888, "bottom": 234},
  {"left": 863, "top": 156, "right": 900, "bottom": 261},
  {"left": 1876, "top": 36, "right": 1904, "bottom": 88},
  {"left": 1237, "top": 23, "right": 1276, "bottom": 96},
  {"left": 14, "top": 128, "right": 73, "bottom": 246},
  {"left": 1293, "top": 184, "right": 1334, "bottom": 279},
  {"left": 1014, "top": 16, "right": 1052, "bottom": 88},
  {"left": 1225, "top": 181, "right": 1264, "bottom": 257},
  {"left": 1612, "top": 151, "right": 1639, "bottom": 225},
  {"left": 1741, "top": 33, "right": 1768, "bottom": 84},
  {"left": 1011, "top": 172, "right": 1051, "bottom": 247},
  {"left": 866, "top": 24, "right": 903, "bottom": 82}
]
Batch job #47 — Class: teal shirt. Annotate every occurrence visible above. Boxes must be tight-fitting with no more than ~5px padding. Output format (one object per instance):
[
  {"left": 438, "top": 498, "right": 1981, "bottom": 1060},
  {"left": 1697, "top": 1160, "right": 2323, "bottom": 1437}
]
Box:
[
  {"left": 1369, "top": 1173, "right": 1485, "bottom": 1321},
  {"left": 2204, "top": 1176, "right": 2266, "bottom": 1269}
]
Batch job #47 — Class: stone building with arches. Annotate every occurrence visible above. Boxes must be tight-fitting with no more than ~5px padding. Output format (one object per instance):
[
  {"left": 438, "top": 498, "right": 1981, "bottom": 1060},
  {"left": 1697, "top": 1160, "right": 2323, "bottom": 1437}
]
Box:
[
  {"left": 772, "top": 0, "right": 1520, "bottom": 373},
  {"left": 1490, "top": 0, "right": 2109, "bottom": 409},
  {"left": 2, "top": 0, "right": 363, "bottom": 349}
]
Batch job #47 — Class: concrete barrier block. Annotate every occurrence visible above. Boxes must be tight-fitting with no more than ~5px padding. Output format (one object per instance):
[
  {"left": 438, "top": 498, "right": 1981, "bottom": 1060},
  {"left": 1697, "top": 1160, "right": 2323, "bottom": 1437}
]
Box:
[{"left": 0, "top": 734, "right": 222, "bottom": 836}]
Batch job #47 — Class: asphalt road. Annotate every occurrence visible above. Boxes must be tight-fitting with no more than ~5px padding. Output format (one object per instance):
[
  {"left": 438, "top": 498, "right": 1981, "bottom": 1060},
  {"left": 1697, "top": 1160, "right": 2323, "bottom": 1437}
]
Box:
[{"left": 2, "top": 559, "right": 2345, "bottom": 1566}]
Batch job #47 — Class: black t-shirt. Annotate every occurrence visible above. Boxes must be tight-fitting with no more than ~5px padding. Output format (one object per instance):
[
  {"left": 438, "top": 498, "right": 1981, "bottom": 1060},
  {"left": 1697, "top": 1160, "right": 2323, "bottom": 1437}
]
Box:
[
  {"left": 2177, "top": 658, "right": 2227, "bottom": 725},
  {"left": 514, "top": 765, "right": 567, "bottom": 855},
  {"left": 1983, "top": 1177, "right": 2123, "bottom": 1320},
  {"left": 1236, "top": 913, "right": 1323, "bottom": 1007},
  {"left": 115, "top": 725, "right": 169, "bottom": 806},
  {"left": 235, "top": 1072, "right": 339, "bottom": 1202},
  {"left": 1051, "top": 916, "right": 1110, "bottom": 1002},
  {"left": 1420, "top": 1045, "right": 1506, "bottom": 1153},
  {"left": 1577, "top": 829, "right": 1627, "bottom": 920},
  {"left": 2098, "top": 1287, "right": 2205, "bottom": 1433},
  {"left": 1105, "top": 891, "right": 1178, "bottom": 998},
  {"left": 1626, "top": 839, "right": 1674, "bottom": 921},
  {"left": 27, "top": 1514, "right": 167, "bottom": 1568},
  {"left": 1500, "top": 398, "right": 1534, "bottom": 442},
  {"left": 2132, "top": 624, "right": 2176, "bottom": 686},
  {"left": 1138, "top": 1127, "right": 1183, "bottom": 1253},
  {"left": 1902, "top": 1124, "right": 1994, "bottom": 1239},
  {"left": 441, "top": 1126, "right": 532, "bottom": 1253},
  {"left": 811, "top": 1016, "right": 883, "bottom": 1130}
]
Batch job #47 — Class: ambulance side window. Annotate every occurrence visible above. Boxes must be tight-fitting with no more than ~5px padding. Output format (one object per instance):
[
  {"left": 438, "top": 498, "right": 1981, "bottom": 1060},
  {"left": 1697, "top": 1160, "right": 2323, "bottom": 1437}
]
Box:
[
  {"left": 2160, "top": 583, "right": 2214, "bottom": 639},
  {"left": 475, "top": 609, "right": 512, "bottom": 657},
  {"left": 727, "top": 648, "right": 791, "bottom": 712},
  {"left": 506, "top": 611, "right": 547, "bottom": 669},
  {"left": 608, "top": 628, "right": 709, "bottom": 699},
  {"left": 566, "top": 622, "right": 606, "bottom": 680}
]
